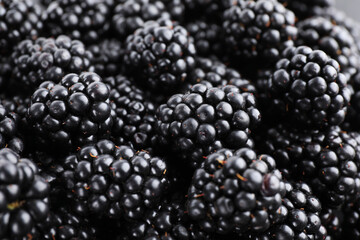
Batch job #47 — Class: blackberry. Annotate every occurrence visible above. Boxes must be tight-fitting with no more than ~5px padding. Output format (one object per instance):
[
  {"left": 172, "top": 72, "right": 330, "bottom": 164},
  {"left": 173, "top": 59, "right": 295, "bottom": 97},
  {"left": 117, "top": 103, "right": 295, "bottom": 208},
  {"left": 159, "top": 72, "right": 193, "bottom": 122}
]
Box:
[
  {"left": 89, "top": 38, "right": 124, "bottom": 77},
  {"left": 182, "top": 0, "right": 226, "bottom": 23},
  {"left": 344, "top": 73, "right": 360, "bottom": 131},
  {"left": 156, "top": 83, "right": 261, "bottom": 168},
  {"left": 186, "top": 21, "right": 222, "bottom": 57},
  {"left": 42, "top": 0, "right": 112, "bottom": 44},
  {"left": 267, "top": 46, "right": 351, "bottom": 128},
  {"left": 320, "top": 207, "right": 343, "bottom": 240},
  {"left": 261, "top": 124, "right": 360, "bottom": 208},
  {"left": 341, "top": 201, "right": 360, "bottom": 239},
  {"left": 11, "top": 35, "right": 93, "bottom": 94},
  {"left": 26, "top": 72, "right": 113, "bottom": 151},
  {"left": 0, "top": 103, "right": 24, "bottom": 154},
  {"left": 0, "top": 0, "right": 43, "bottom": 55},
  {"left": 297, "top": 16, "right": 360, "bottom": 81},
  {"left": 186, "top": 148, "right": 285, "bottom": 235},
  {"left": 0, "top": 148, "right": 50, "bottom": 239},
  {"left": 104, "top": 74, "right": 157, "bottom": 150},
  {"left": 112, "top": 0, "right": 175, "bottom": 40},
  {"left": 61, "top": 140, "right": 169, "bottom": 220},
  {"left": 278, "top": 0, "right": 334, "bottom": 20},
  {"left": 123, "top": 20, "right": 197, "bottom": 94},
  {"left": 222, "top": 0, "right": 298, "bottom": 66},
  {"left": 0, "top": 94, "right": 30, "bottom": 119},
  {"left": 0, "top": 56, "right": 11, "bottom": 91}
]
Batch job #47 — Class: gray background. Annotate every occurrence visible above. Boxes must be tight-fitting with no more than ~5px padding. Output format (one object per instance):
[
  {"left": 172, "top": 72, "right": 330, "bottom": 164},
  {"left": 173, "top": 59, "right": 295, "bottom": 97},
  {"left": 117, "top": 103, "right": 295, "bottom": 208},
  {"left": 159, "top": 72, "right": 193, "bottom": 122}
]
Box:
[{"left": 336, "top": 1, "right": 360, "bottom": 21}]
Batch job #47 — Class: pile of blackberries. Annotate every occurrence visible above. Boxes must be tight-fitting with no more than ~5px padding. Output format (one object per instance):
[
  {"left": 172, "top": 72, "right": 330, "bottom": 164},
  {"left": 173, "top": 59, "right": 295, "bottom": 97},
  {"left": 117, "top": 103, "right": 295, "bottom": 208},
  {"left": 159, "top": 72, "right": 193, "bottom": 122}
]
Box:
[{"left": 1, "top": 0, "right": 360, "bottom": 239}]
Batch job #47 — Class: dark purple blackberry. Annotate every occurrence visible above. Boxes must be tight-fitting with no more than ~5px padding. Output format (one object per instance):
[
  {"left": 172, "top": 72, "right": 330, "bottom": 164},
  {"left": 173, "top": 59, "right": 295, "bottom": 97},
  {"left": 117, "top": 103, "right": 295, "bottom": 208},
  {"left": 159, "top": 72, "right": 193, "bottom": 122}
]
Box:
[
  {"left": 0, "top": 103, "right": 24, "bottom": 154},
  {"left": 278, "top": 0, "right": 334, "bottom": 20},
  {"left": 156, "top": 83, "right": 261, "bottom": 168},
  {"left": 104, "top": 75, "right": 157, "bottom": 150},
  {"left": 61, "top": 140, "right": 169, "bottom": 220},
  {"left": 261, "top": 124, "right": 360, "bottom": 208},
  {"left": 0, "top": 94, "right": 30, "bottom": 119},
  {"left": 0, "top": 148, "right": 50, "bottom": 239},
  {"left": 186, "top": 21, "right": 222, "bottom": 57},
  {"left": 123, "top": 20, "right": 197, "bottom": 93},
  {"left": 11, "top": 35, "right": 93, "bottom": 94},
  {"left": 0, "top": 0, "right": 43, "bottom": 55},
  {"left": 222, "top": 0, "right": 298, "bottom": 66},
  {"left": 42, "top": 0, "right": 112, "bottom": 44},
  {"left": 187, "top": 148, "right": 285, "bottom": 235},
  {"left": 341, "top": 201, "right": 360, "bottom": 240},
  {"left": 88, "top": 38, "right": 124, "bottom": 77},
  {"left": 112, "top": 0, "right": 177, "bottom": 40},
  {"left": 26, "top": 72, "right": 113, "bottom": 151},
  {"left": 296, "top": 16, "right": 360, "bottom": 81},
  {"left": 0, "top": 56, "right": 11, "bottom": 91},
  {"left": 344, "top": 73, "right": 360, "bottom": 131},
  {"left": 320, "top": 207, "right": 343, "bottom": 240},
  {"left": 267, "top": 46, "right": 351, "bottom": 128}
]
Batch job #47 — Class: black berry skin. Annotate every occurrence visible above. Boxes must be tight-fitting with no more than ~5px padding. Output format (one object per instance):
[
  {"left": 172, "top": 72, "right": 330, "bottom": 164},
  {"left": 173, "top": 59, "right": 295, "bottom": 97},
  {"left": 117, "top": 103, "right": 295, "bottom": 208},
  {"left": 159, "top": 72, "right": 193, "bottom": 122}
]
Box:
[
  {"left": 222, "top": 0, "right": 298, "bottom": 65},
  {"left": 26, "top": 72, "right": 113, "bottom": 151},
  {"left": 60, "top": 140, "right": 169, "bottom": 220},
  {"left": 11, "top": 35, "right": 93, "bottom": 94},
  {"left": 297, "top": 16, "right": 360, "bottom": 81},
  {"left": 187, "top": 148, "right": 285, "bottom": 235},
  {"left": 156, "top": 83, "right": 261, "bottom": 168},
  {"left": 341, "top": 201, "right": 360, "bottom": 240},
  {"left": 42, "top": 0, "right": 112, "bottom": 44},
  {"left": 123, "top": 20, "right": 197, "bottom": 94},
  {"left": 278, "top": 0, "right": 334, "bottom": 20},
  {"left": 88, "top": 39, "right": 124, "bottom": 77},
  {"left": 0, "top": 103, "right": 24, "bottom": 154},
  {"left": 268, "top": 46, "right": 351, "bottom": 128},
  {"left": 344, "top": 73, "right": 360, "bottom": 131},
  {"left": 104, "top": 75, "right": 157, "bottom": 150},
  {"left": 261, "top": 124, "right": 360, "bottom": 208},
  {"left": 0, "top": 0, "right": 43, "bottom": 55},
  {"left": 0, "top": 148, "right": 50, "bottom": 239}
]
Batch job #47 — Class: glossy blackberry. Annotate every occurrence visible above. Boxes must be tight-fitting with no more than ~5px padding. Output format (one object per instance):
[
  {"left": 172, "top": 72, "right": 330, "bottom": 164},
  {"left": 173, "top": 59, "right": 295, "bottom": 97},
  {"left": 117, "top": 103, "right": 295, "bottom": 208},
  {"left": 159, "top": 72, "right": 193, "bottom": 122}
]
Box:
[
  {"left": 104, "top": 75, "right": 157, "bottom": 150},
  {"left": 0, "top": 148, "right": 50, "bottom": 239},
  {"left": 297, "top": 16, "right": 360, "bottom": 81},
  {"left": 0, "top": 94, "right": 30, "bottom": 119},
  {"left": 186, "top": 21, "right": 222, "bottom": 57},
  {"left": 89, "top": 39, "right": 124, "bottom": 77},
  {"left": 261, "top": 124, "right": 360, "bottom": 208},
  {"left": 0, "top": 0, "right": 43, "bottom": 55},
  {"left": 123, "top": 20, "right": 197, "bottom": 93},
  {"left": 0, "top": 56, "right": 11, "bottom": 91},
  {"left": 278, "top": 0, "right": 334, "bottom": 20},
  {"left": 11, "top": 35, "right": 93, "bottom": 94},
  {"left": 26, "top": 72, "right": 113, "bottom": 151},
  {"left": 267, "top": 46, "right": 351, "bottom": 128},
  {"left": 0, "top": 103, "right": 24, "bottom": 154},
  {"left": 112, "top": 0, "right": 175, "bottom": 40},
  {"left": 156, "top": 83, "right": 261, "bottom": 168},
  {"left": 42, "top": 0, "right": 112, "bottom": 44},
  {"left": 340, "top": 201, "right": 360, "bottom": 239},
  {"left": 61, "top": 140, "right": 169, "bottom": 220},
  {"left": 187, "top": 148, "right": 285, "bottom": 235},
  {"left": 344, "top": 73, "right": 360, "bottom": 131},
  {"left": 222, "top": 0, "right": 298, "bottom": 65},
  {"left": 320, "top": 207, "right": 343, "bottom": 240}
]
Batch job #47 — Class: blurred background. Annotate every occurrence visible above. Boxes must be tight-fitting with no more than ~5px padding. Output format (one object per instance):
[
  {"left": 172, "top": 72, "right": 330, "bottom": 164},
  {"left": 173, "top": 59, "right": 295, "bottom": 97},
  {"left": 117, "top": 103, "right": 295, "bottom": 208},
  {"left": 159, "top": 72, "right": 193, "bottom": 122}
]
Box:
[{"left": 336, "top": 0, "right": 360, "bottom": 21}]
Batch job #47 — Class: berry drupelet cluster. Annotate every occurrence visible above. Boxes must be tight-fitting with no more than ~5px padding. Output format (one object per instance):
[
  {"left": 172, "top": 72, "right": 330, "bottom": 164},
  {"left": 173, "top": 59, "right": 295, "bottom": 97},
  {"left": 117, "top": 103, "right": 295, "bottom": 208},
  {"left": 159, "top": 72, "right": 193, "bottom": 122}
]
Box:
[
  {"left": 26, "top": 72, "right": 113, "bottom": 151},
  {"left": 278, "top": 0, "right": 334, "bottom": 20},
  {"left": 156, "top": 83, "right": 261, "bottom": 168},
  {"left": 267, "top": 46, "right": 351, "bottom": 128},
  {"left": 124, "top": 20, "right": 197, "bottom": 94}
]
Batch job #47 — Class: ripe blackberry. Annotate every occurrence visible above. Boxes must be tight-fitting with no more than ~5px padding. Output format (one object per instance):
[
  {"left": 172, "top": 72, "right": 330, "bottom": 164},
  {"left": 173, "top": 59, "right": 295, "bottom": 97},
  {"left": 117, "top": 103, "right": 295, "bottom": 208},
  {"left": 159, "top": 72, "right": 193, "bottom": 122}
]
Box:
[
  {"left": 0, "top": 0, "right": 43, "bottom": 55},
  {"left": 344, "top": 73, "right": 360, "bottom": 131},
  {"left": 89, "top": 39, "right": 124, "bottom": 77},
  {"left": 278, "top": 0, "right": 334, "bottom": 20},
  {"left": 123, "top": 20, "right": 197, "bottom": 93},
  {"left": 0, "top": 56, "right": 11, "bottom": 91},
  {"left": 261, "top": 124, "right": 360, "bottom": 208},
  {"left": 104, "top": 75, "right": 157, "bottom": 150},
  {"left": 297, "top": 16, "right": 360, "bottom": 81},
  {"left": 61, "top": 140, "right": 169, "bottom": 220},
  {"left": 26, "top": 72, "right": 113, "bottom": 151},
  {"left": 267, "top": 46, "right": 351, "bottom": 128},
  {"left": 112, "top": 0, "right": 177, "bottom": 40},
  {"left": 0, "top": 148, "right": 50, "bottom": 239},
  {"left": 186, "top": 21, "right": 222, "bottom": 57},
  {"left": 341, "top": 201, "right": 360, "bottom": 239},
  {"left": 0, "top": 103, "right": 24, "bottom": 154},
  {"left": 156, "top": 83, "right": 261, "bottom": 168},
  {"left": 0, "top": 94, "right": 30, "bottom": 119},
  {"left": 320, "top": 207, "right": 343, "bottom": 240},
  {"left": 187, "top": 148, "right": 285, "bottom": 235},
  {"left": 11, "top": 35, "right": 93, "bottom": 94},
  {"left": 42, "top": 0, "right": 112, "bottom": 44},
  {"left": 222, "top": 0, "right": 298, "bottom": 66},
  {"left": 182, "top": 0, "right": 226, "bottom": 23}
]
